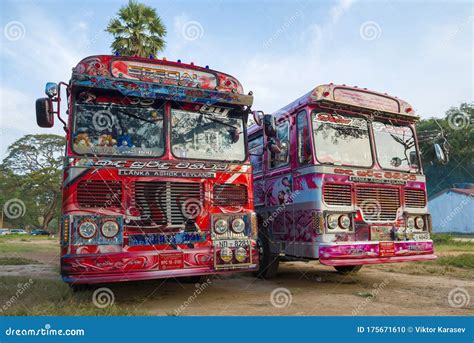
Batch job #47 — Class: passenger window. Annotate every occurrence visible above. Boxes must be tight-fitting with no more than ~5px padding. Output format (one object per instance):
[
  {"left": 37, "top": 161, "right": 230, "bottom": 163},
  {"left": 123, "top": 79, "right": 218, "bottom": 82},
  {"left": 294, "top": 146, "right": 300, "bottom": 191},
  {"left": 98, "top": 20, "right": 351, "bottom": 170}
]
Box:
[
  {"left": 269, "top": 121, "right": 290, "bottom": 169},
  {"left": 297, "top": 111, "right": 312, "bottom": 165},
  {"left": 249, "top": 135, "right": 264, "bottom": 174}
]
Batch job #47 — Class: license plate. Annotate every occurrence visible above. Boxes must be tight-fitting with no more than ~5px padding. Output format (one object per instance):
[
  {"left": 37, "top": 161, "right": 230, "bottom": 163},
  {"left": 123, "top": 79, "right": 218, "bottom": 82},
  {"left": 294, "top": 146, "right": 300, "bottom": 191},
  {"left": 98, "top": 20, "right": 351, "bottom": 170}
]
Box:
[
  {"left": 213, "top": 240, "right": 250, "bottom": 248},
  {"left": 379, "top": 242, "right": 395, "bottom": 257},
  {"left": 413, "top": 233, "right": 430, "bottom": 241},
  {"left": 159, "top": 252, "right": 184, "bottom": 270}
]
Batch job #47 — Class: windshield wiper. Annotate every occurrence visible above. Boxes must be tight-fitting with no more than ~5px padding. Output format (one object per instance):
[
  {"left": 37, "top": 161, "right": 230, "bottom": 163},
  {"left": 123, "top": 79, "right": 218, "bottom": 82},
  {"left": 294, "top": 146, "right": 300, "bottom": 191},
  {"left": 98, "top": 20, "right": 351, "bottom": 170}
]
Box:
[
  {"left": 115, "top": 108, "right": 160, "bottom": 124},
  {"left": 200, "top": 113, "right": 239, "bottom": 130}
]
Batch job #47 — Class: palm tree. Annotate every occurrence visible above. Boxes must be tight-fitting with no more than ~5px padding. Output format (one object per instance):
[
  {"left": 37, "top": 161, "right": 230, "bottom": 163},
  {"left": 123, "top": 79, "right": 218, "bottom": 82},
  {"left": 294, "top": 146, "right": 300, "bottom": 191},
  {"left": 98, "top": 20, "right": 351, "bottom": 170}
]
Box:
[{"left": 106, "top": 0, "right": 167, "bottom": 58}]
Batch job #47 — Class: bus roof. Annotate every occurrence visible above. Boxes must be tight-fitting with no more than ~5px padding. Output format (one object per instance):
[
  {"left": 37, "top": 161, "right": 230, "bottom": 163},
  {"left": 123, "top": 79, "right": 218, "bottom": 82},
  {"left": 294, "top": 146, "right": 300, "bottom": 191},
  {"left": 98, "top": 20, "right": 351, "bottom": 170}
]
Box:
[
  {"left": 272, "top": 84, "right": 418, "bottom": 121},
  {"left": 70, "top": 55, "right": 253, "bottom": 107}
]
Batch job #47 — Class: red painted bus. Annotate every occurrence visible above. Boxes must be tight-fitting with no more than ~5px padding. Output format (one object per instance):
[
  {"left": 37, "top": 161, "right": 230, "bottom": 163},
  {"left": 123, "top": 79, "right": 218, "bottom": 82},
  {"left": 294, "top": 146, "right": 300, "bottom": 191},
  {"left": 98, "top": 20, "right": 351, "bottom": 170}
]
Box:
[
  {"left": 35, "top": 55, "right": 258, "bottom": 287},
  {"left": 249, "top": 84, "right": 448, "bottom": 278}
]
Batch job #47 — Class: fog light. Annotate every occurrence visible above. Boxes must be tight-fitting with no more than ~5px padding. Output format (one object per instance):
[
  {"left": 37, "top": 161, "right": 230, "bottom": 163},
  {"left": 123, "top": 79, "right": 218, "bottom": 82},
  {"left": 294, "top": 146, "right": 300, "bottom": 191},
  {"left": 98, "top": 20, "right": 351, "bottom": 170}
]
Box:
[
  {"left": 78, "top": 221, "right": 97, "bottom": 239},
  {"left": 101, "top": 220, "right": 119, "bottom": 238},
  {"left": 235, "top": 247, "right": 247, "bottom": 262},
  {"left": 220, "top": 247, "right": 233, "bottom": 263}
]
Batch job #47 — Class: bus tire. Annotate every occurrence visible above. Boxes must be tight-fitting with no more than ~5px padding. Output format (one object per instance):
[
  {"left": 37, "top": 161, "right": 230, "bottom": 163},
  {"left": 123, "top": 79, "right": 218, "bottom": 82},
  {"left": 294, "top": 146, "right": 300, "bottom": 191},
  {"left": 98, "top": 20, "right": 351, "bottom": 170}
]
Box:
[
  {"left": 334, "top": 265, "right": 362, "bottom": 275},
  {"left": 254, "top": 229, "right": 279, "bottom": 279},
  {"left": 70, "top": 284, "right": 89, "bottom": 293}
]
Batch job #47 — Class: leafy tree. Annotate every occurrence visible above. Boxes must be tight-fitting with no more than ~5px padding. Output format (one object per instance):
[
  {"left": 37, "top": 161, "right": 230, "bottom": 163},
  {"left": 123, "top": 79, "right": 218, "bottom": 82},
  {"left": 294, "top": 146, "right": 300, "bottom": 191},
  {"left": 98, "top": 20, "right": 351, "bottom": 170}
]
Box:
[
  {"left": 1, "top": 134, "right": 65, "bottom": 231},
  {"left": 417, "top": 103, "right": 474, "bottom": 198},
  {"left": 106, "top": 0, "right": 167, "bottom": 58}
]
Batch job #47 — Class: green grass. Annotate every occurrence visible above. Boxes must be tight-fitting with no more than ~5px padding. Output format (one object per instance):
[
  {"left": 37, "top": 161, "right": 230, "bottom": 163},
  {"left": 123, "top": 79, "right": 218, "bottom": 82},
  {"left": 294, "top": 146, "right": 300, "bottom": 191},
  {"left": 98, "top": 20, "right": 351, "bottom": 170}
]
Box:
[
  {"left": 0, "top": 234, "right": 56, "bottom": 241},
  {"left": 432, "top": 233, "right": 474, "bottom": 252},
  {"left": 0, "top": 257, "right": 41, "bottom": 265},
  {"left": 436, "top": 254, "right": 474, "bottom": 270},
  {"left": 0, "top": 241, "right": 57, "bottom": 254},
  {"left": 0, "top": 277, "right": 149, "bottom": 316}
]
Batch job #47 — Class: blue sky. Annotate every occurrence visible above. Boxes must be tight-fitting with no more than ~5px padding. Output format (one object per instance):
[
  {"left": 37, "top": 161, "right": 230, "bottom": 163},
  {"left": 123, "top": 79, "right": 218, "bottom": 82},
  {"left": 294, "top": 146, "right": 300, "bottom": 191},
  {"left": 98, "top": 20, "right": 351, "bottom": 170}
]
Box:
[{"left": 0, "top": 0, "right": 472, "bottom": 158}]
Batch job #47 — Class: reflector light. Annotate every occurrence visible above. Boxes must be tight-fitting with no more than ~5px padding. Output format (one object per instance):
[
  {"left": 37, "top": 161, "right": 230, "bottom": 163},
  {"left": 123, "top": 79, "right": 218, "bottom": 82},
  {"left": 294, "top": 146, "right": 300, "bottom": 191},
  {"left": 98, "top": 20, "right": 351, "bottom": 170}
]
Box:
[
  {"left": 406, "top": 107, "right": 413, "bottom": 113},
  {"left": 177, "top": 59, "right": 181, "bottom": 63},
  {"left": 323, "top": 91, "right": 330, "bottom": 97}
]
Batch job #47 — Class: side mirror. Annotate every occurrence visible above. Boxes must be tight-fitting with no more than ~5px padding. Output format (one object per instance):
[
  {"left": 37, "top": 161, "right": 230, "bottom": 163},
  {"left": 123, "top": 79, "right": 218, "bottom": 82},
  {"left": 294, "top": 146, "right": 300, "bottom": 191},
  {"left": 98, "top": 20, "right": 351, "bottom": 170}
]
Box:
[
  {"left": 45, "top": 82, "right": 58, "bottom": 98},
  {"left": 267, "top": 139, "right": 281, "bottom": 154},
  {"left": 36, "top": 98, "right": 54, "bottom": 128},
  {"left": 434, "top": 143, "right": 448, "bottom": 165},
  {"left": 409, "top": 151, "right": 418, "bottom": 167},
  {"left": 251, "top": 110, "right": 264, "bottom": 126},
  {"left": 264, "top": 114, "right": 276, "bottom": 138}
]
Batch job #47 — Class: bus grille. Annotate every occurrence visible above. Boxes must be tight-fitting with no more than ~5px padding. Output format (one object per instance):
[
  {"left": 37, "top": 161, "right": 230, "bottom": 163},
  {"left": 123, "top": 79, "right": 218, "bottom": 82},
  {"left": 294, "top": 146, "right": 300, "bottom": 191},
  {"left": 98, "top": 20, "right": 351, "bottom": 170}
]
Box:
[
  {"left": 404, "top": 189, "right": 426, "bottom": 208},
  {"left": 323, "top": 183, "right": 352, "bottom": 206},
  {"left": 132, "top": 181, "right": 204, "bottom": 227},
  {"left": 213, "top": 184, "right": 248, "bottom": 206},
  {"left": 77, "top": 180, "right": 122, "bottom": 208},
  {"left": 355, "top": 186, "right": 400, "bottom": 222}
]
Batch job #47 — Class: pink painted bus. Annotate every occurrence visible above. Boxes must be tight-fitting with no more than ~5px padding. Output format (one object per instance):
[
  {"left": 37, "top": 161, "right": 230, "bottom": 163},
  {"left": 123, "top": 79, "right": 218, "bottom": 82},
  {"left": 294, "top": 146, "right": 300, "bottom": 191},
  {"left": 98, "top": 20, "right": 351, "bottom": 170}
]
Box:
[{"left": 248, "top": 84, "right": 447, "bottom": 277}]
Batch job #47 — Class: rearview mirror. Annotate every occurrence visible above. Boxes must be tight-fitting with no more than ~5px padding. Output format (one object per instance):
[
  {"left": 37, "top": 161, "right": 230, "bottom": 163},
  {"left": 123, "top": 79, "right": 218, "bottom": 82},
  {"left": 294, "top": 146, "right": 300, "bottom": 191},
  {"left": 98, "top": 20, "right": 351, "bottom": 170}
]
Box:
[
  {"left": 264, "top": 114, "right": 276, "bottom": 137},
  {"left": 45, "top": 82, "right": 58, "bottom": 98},
  {"left": 36, "top": 98, "right": 54, "bottom": 128},
  {"left": 409, "top": 151, "right": 418, "bottom": 167},
  {"left": 434, "top": 143, "right": 448, "bottom": 165},
  {"left": 251, "top": 110, "right": 264, "bottom": 126}
]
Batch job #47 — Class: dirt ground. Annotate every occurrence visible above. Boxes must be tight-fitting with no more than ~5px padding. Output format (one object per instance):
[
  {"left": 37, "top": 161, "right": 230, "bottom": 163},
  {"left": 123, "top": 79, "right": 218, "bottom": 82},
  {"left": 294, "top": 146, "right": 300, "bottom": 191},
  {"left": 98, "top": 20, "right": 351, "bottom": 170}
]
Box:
[{"left": 1, "top": 239, "right": 472, "bottom": 316}]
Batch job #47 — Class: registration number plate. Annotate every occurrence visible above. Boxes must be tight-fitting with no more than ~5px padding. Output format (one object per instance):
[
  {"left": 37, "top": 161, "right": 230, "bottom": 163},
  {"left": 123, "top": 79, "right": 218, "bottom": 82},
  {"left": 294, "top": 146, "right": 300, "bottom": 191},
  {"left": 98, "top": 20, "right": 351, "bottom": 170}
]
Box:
[
  {"left": 413, "top": 233, "right": 430, "bottom": 241},
  {"left": 379, "top": 242, "right": 395, "bottom": 257},
  {"left": 159, "top": 252, "right": 184, "bottom": 270},
  {"left": 213, "top": 240, "right": 250, "bottom": 248}
]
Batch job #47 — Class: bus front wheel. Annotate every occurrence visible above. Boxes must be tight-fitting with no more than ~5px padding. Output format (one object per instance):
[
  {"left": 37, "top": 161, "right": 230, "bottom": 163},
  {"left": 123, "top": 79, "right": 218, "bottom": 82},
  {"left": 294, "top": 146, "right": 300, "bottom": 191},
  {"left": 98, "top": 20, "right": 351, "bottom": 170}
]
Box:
[
  {"left": 254, "top": 230, "right": 279, "bottom": 279},
  {"left": 334, "top": 265, "right": 362, "bottom": 274}
]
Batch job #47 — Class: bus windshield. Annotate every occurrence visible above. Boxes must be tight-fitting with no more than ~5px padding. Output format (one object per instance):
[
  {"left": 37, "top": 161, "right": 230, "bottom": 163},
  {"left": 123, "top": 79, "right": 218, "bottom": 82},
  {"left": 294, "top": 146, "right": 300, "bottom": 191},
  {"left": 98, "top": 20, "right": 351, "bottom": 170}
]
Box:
[
  {"left": 72, "top": 98, "right": 165, "bottom": 157},
  {"left": 373, "top": 121, "right": 419, "bottom": 171},
  {"left": 171, "top": 108, "right": 246, "bottom": 161},
  {"left": 312, "top": 112, "right": 372, "bottom": 167}
]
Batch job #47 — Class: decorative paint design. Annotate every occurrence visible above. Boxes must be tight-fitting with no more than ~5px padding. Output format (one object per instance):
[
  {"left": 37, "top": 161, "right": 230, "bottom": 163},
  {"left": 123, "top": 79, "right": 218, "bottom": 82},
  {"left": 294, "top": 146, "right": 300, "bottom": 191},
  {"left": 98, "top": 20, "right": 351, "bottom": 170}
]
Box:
[
  {"left": 111, "top": 60, "right": 218, "bottom": 89},
  {"left": 265, "top": 175, "right": 293, "bottom": 206},
  {"left": 319, "top": 241, "right": 433, "bottom": 260}
]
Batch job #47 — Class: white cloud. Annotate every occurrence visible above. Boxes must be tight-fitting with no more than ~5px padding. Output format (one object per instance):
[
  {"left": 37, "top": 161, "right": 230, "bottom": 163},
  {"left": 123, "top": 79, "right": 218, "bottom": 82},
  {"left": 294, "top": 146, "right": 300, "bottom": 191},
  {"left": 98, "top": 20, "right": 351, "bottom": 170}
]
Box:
[{"left": 330, "top": 0, "right": 356, "bottom": 24}]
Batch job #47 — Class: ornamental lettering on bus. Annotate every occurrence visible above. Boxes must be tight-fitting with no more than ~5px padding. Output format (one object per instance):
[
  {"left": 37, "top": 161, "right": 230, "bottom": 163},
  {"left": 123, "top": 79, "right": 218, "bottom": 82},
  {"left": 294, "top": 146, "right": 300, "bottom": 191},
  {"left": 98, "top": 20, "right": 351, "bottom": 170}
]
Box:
[
  {"left": 88, "top": 159, "right": 229, "bottom": 171},
  {"left": 334, "top": 168, "right": 416, "bottom": 181}
]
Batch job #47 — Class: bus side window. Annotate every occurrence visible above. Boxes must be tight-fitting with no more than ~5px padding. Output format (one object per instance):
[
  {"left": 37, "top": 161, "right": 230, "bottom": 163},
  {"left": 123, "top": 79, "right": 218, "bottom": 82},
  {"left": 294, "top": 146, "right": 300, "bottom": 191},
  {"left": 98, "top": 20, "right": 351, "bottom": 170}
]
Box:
[
  {"left": 297, "top": 111, "right": 312, "bottom": 165},
  {"left": 249, "top": 134, "right": 264, "bottom": 174},
  {"left": 270, "top": 121, "right": 290, "bottom": 169}
]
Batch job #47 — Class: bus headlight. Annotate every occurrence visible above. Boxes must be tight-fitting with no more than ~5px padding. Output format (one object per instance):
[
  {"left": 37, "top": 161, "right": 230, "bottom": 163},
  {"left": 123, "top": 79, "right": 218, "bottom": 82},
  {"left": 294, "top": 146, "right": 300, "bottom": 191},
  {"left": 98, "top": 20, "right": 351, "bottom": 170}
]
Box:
[
  {"left": 101, "top": 220, "right": 119, "bottom": 238},
  {"left": 406, "top": 217, "right": 415, "bottom": 230},
  {"left": 235, "top": 247, "right": 247, "bottom": 262},
  {"left": 232, "top": 218, "right": 245, "bottom": 233},
  {"left": 327, "top": 214, "right": 339, "bottom": 230},
  {"left": 78, "top": 221, "right": 97, "bottom": 239},
  {"left": 220, "top": 247, "right": 233, "bottom": 262},
  {"left": 415, "top": 217, "right": 424, "bottom": 230},
  {"left": 339, "top": 215, "right": 351, "bottom": 229},
  {"left": 214, "top": 219, "right": 228, "bottom": 234}
]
